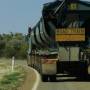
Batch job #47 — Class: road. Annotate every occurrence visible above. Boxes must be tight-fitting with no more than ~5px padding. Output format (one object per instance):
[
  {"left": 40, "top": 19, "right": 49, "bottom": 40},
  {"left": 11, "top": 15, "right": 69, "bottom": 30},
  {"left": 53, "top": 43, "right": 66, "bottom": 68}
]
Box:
[
  {"left": 18, "top": 66, "right": 37, "bottom": 90},
  {"left": 37, "top": 77, "right": 90, "bottom": 90},
  {"left": 37, "top": 66, "right": 90, "bottom": 90}
]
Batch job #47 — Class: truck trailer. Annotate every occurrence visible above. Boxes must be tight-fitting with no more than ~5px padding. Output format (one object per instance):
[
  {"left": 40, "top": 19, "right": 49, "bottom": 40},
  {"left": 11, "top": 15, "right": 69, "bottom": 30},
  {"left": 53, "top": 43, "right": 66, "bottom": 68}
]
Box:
[{"left": 27, "top": 0, "right": 90, "bottom": 81}]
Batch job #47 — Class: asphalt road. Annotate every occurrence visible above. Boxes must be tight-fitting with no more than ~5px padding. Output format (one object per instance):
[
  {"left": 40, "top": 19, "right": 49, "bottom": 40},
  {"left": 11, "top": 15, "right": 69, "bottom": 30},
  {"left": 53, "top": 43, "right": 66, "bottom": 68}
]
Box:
[
  {"left": 37, "top": 66, "right": 90, "bottom": 90},
  {"left": 37, "top": 77, "right": 90, "bottom": 90}
]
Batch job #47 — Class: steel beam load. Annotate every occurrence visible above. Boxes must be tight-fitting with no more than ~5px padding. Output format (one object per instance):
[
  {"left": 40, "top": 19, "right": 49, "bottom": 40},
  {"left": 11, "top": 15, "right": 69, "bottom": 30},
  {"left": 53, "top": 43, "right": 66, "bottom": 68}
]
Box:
[{"left": 27, "top": 0, "right": 90, "bottom": 52}]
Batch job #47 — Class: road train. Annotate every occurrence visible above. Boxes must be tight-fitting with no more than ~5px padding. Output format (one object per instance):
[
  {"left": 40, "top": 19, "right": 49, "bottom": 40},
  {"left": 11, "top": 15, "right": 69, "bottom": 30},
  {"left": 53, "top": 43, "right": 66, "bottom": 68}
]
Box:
[{"left": 27, "top": 0, "right": 90, "bottom": 81}]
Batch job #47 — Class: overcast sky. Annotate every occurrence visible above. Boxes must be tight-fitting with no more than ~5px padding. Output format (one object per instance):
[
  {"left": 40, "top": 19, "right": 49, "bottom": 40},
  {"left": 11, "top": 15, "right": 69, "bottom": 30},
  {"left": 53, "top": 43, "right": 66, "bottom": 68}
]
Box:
[{"left": 0, "top": 0, "right": 89, "bottom": 34}]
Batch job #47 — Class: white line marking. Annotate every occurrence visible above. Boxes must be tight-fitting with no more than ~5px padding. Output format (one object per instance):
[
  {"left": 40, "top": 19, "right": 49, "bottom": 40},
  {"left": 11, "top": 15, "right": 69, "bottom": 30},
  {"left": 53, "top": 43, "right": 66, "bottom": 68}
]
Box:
[{"left": 31, "top": 67, "right": 40, "bottom": 90}]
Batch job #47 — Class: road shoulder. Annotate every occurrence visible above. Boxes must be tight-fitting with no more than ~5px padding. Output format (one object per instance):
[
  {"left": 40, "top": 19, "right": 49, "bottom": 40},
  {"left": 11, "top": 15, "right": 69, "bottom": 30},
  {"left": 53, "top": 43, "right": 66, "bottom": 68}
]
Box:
[{"left": 18, "top": 66, "right": 40, "bottom": 90}]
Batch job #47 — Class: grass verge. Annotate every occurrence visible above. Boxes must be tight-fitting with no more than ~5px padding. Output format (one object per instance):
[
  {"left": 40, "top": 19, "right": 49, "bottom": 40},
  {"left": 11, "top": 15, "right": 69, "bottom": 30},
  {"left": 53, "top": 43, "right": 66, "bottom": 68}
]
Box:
[{"left": 0, "top": 65, "right": 26, "bottom": 90}]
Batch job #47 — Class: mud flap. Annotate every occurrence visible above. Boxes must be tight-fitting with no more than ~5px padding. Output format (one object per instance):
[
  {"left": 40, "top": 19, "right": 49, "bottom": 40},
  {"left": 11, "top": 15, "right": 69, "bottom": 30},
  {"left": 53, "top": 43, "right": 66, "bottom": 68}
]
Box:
[{"left": 57, "top": 61, "right": 88, "bottom": 77}]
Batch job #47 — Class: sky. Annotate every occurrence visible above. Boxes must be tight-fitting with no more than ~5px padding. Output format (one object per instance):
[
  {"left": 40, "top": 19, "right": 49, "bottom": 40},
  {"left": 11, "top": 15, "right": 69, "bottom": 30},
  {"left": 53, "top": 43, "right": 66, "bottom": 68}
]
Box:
[
  {"left": 0, "top": 0, "right": 89, "bottom": 34},
  {"left": 0, "top": 0, "right": 54, "bottom": 34}
]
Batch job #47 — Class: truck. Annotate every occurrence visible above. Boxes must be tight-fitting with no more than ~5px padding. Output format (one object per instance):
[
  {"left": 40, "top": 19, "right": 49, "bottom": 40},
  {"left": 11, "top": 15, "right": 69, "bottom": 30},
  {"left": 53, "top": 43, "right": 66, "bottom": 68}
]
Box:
[{"left": 27, "top": 0, "right": 90, "bottom": 81}]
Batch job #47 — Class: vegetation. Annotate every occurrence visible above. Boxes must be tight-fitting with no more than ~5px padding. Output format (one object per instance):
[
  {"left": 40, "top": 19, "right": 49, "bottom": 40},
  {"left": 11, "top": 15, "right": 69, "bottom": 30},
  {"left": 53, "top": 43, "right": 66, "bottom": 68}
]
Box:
[
  {"left": 0, "top": 59, "right": 26, "bottom": 90},
  {"left": 0, "top": 67, "right": 26, "bottom": 90},
  {"left": 0, "top": 33, "right": 28, "bottom": 59}
]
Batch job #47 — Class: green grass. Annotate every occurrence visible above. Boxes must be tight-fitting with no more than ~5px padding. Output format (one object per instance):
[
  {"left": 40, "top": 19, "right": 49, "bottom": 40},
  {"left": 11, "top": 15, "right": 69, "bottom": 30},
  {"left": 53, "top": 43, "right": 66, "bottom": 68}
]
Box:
[
  {"left": 0, "top": 71, "right": 25, "bottom": 90},
  {"left": 0, "top": 58, "right": 26, "bottom": 90},
  {"left": 0, "top": 67, "right": 26, "bottom": 90}
]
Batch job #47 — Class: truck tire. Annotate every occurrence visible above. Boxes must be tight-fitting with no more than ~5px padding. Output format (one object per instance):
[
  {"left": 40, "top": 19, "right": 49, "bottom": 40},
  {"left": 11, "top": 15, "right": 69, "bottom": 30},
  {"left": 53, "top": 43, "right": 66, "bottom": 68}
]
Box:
[
  {"left": 49, "top": 75, "right": 56, "bottom": 82},
  {"left": 79, "top": 62, "right": 88, "bottom": 79},
  {"left": 41, "top": 75, "right": 48, "bottom": 82}
]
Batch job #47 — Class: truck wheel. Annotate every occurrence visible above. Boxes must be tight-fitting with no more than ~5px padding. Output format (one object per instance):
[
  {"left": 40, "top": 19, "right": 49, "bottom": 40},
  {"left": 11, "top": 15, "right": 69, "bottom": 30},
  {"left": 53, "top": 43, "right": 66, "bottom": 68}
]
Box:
[
  {"left": 42, "top": 75, "right": 48, "bottom": 82},
  {"left": 79, "top": 66, "right": 88, "bottom": 80},
  {"left": 49, "top": 75, "right": 56, "bottom": 82},
  {"left": 83, "top": 69, "right": 88, "bottom": 79},
  {"left": 83, "top": 64, "right": 88, "bottom": 78}
]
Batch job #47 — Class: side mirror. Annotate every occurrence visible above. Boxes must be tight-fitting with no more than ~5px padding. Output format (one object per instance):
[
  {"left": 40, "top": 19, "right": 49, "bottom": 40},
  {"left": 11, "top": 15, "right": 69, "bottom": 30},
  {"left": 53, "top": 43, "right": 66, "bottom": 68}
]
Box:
[{"left": 28, "top": 27, "right": 32, "bottom": 36}]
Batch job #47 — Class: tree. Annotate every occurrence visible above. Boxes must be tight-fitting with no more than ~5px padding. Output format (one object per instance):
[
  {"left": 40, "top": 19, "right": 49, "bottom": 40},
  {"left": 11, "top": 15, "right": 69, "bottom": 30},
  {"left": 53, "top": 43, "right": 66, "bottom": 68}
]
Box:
[
  {"left": 0, "top": 33, "right": 28, "bottom": 59},
  {"left": 0, "top": 40, "right": 6, "bottom": 57}
]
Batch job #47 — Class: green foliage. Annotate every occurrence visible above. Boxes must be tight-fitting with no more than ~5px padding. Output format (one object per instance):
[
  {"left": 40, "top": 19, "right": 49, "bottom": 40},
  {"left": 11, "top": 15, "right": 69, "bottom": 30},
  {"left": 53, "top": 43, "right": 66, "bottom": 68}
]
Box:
[
  {"left": 0, "top": 40, "right": 6, "bottom": 57},
  {"left": 0, "top": 33, "right": 28, "bottom": 59},
  {"left": 1, "top": 72, "right": 22, "bottom": 84},
  {"left": 0, "top": 71, "right": 25, "bottom": 90}
]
